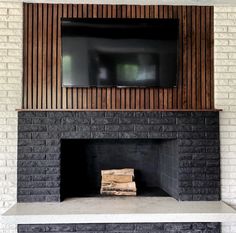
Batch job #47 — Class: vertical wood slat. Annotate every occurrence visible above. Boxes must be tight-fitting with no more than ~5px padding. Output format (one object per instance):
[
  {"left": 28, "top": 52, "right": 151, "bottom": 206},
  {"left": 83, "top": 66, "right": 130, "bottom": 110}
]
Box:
[
  {"left": 153, "top": 5, "right": 159, "bottom": 109},
  {"left": 102, "top": 88, "right": 107, "bottom": 109},
  {"left": 110, "top": 5, "right": 115, "bottom": 110},
  {"left": 210, "top": 6, "right": 214, "bottom": 109},
  {"left": 201, "top": 7, "right": 206, "bottom": 109},
  {"left": 57, "top": 4, "right": 62, "bottom": 109},
  {"left": 102, "top": 4, "right": 108, "bottom": 110},
  {"left": 91, "top": 5, "right": 97, "bottom": 109},
  {"left": 131, "top": 5, "right": 136, "bottom": 109},
  {"left": 77, "top": 4, "right": 83, "bottom": 109},
  {"left": 206, "top": 6, "right": 211, "bottom": 109},
  {"left": 96, "top": 5, "right": 102, "bottom": 109},
  {"left": 163, "top": 5, "right": 168, "bottom": 109},
  {"left": 106, "top": 5, "right": 112, "bottom": 109},
  {"left": 82, "top": 4, "right": 88, "bottom": 109},
  {"left": 87, "top": 88, "right": 92, "bottom": 109},
  {"left": 42, "top": 4, "right": 47, "bottom": 109},
  {"left": 135, "top": 89, "right": 140, "bottom": 110},
  {"left": 158, "top": 6, "right": 164, "bottom": 109},
  {"left": 149, "top": 4, "right": 154, "bottom": 108},
  {"left": 27, "top": 4, "right": 33, "bottom": 109},
  {"left": 187, "top": 6, "right": 192, "bottom": 109},
  {"left": 52, "top": 4, "right": 57, "bottom": 109},
  {"left": 111, "top": 88, "right": 116, "bottom": 109},
  {"left": 47, "top": 4, "right": 52, "bottom": 109},
  {"left": 23, "top": 4, "right": 28, "bottom": 109},
  {"left": 145, "top": 6, "right": 150, "bottom": 109},
  {"left": 97, "top": 88, "right": 102, "bottom": 109},
  {"left": 131, "top": 89, "right": 135, "bottom": 109},
  {"left": 37, "top": 4, "right": 43, "bottom": 109},
  {"left": 32, "top": 4, "right": 37, "bottom": 109},
  {"left": 62, "top": 5, "right": 68, "bottom": 109},
  {"left": 23, "top": 4, "right": 214, "bottom": 110},
  {"left": 191, "top": 6, "right": 197, "bottom": 109},
  {"left": 182, "top": 6, "right": 187, "bottom": 109},
  {"left": 196, "top": 6, "right": 201, "bottom": 109},
  {"left": 138, "top": 5, "right": 145, "bottom": 109},
  {"left": 112, "top": 5, "right": 121, "bottom": 110},
  {"left": 67, "top": 4, "right": 73, "bottom": 109},
  {"left": 83, "top": 88, "right": 87, "bottom": 109},
  {"left": 72, "top": 4, "right": 78, "bottom": 109},
  {"left": 172, "top": 6, "right": 178, "bottom": 109},
  {"left": 116, "top": 87, "right": 121, "bottom": 109},
  {"left": 177, "top": 6, "right": 183, "bottom": 109},
  {"left": 121, "top": 89, "right": 125, "bottom": 109},
  {"left": 167, "top": 6, "right": 173, "bottom": 109},
  {"left": 92, "top": 87, "right": 97, "bottom": 109}
]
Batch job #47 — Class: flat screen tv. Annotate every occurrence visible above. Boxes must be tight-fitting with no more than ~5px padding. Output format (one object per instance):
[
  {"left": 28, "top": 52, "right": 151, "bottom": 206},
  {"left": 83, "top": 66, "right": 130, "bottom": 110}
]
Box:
[{"left": 61, "top": 19, "right": 179, "bottom": 88}]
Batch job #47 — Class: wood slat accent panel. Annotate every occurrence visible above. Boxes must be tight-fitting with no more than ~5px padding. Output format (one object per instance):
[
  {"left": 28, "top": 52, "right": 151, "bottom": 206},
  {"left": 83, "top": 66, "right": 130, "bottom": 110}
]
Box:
[{"left": 23, "top": 3, "right": 214, "bottom": 110}]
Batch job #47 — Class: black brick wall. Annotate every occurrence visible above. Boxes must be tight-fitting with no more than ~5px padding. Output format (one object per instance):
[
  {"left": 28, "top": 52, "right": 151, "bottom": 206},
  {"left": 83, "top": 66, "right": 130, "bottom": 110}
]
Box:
[
  {"left": 17, "top": 111, "right": 220, "bottom": 202},
  {"left": 18, "top": 223, "right": 221, "bottom": 233}
]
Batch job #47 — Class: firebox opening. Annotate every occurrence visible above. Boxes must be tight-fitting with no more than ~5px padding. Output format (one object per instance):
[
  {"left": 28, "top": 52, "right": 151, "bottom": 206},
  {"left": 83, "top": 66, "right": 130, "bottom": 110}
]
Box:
[{"left": 60, "top": 139, "right": 178, "bottom": 201}]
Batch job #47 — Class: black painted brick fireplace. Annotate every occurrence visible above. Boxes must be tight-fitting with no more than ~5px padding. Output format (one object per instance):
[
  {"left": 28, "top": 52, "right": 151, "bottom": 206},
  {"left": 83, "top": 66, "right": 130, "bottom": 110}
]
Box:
[
  {"left": 18, "top": 223, "right": 221, "bottom": 233},
  {"left": 17, "top": 111, "right": 220, "bottom": 202}
]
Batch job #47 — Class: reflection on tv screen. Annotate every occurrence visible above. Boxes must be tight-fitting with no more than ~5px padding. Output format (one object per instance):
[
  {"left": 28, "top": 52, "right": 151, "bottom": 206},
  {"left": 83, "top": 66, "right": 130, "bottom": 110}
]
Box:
[{"left": 61, "top": 19, "right": 179, "bottom": 87}]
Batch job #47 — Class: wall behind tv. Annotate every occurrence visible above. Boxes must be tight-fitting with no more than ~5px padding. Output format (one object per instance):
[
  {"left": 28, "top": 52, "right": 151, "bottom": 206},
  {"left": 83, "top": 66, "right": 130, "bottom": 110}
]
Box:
[{"left": 23, "top": 3, "right": 214, "bottom": 110}]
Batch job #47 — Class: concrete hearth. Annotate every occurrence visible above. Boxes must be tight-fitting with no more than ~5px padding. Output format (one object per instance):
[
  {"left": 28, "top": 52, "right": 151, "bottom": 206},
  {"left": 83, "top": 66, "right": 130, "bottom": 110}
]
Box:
[{"left": 2, "top": 197, "right": 236, "bottom": 224}]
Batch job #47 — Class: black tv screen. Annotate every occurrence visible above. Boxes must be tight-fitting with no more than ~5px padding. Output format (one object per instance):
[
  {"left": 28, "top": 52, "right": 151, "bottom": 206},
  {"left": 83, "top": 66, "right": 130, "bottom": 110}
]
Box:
[{"left": 61, "top": 19, "right": 179, "bottom": 88}]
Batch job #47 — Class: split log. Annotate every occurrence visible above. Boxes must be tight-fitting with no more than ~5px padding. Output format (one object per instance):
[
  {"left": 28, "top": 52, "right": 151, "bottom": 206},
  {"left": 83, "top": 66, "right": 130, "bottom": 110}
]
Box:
[
  {"left": 101, "top": 175, "right": 133, "bottom": 184},
  {"left": 101, "top": 168, "right": 134, "bottom": 176},
  {"left": 101, "top": 182, "right": 136, "bottom": 192},
  {"left": 100, "top": 190, "right": 136, "bottom": 196}
]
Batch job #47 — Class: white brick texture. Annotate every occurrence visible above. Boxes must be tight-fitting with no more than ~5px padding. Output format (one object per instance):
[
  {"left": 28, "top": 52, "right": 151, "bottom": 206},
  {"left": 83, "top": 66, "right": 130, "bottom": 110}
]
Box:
[
  {"left": 0, "top": 2, "right": 236, "bottom": 233},
  {"left": 215, "top": 6, "right": 236, "bottom": 233},
  {"left": 0, "top": 1, "right": 22, "bottom": 233}
]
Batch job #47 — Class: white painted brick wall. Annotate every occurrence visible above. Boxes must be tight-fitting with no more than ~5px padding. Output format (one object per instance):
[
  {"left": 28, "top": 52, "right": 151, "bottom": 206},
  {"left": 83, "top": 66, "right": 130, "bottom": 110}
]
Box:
[
  {"left": 215, "top": 6, "right": 236, "bottom": 233},
  {"left": 0, "top": 2, "right": 235, "bottom": 233},
  {"left": 0, "top": 1, "right": 22, "bottom": 233}
]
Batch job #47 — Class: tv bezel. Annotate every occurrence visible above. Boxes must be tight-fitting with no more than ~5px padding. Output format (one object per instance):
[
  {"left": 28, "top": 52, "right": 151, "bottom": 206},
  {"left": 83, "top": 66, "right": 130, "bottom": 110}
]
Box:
[{"left": 61, "top": 18, "right": 180, "bottom": 88}]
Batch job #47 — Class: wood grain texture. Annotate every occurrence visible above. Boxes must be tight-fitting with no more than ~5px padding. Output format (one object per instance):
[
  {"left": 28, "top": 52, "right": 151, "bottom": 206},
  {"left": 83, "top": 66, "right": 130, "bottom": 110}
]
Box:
[{"left": 23, "top": 3, "right": 214, "bottom": 110}]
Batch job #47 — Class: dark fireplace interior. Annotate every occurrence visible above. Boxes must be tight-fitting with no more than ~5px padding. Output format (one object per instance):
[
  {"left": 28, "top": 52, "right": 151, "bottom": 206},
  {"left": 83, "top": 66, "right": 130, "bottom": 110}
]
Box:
[{"left": 61, "top": 139, "right": 178, "bottom": 200}]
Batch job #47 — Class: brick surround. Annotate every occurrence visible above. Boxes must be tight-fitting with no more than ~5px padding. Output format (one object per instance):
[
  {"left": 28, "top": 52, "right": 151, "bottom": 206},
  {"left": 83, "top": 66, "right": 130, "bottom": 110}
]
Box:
[
  {"left": 0, "top": 2, "right": 236, "bottom": 233},
  {"left": 17, "top": 223, "right": 221, "bottom": 233},
  {"left": 17, "top": 111, "right": 220, "bottom": 202}
]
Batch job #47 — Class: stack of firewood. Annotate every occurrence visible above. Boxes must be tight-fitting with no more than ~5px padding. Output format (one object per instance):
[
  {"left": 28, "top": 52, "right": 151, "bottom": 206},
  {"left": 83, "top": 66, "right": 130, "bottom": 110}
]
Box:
[{"left": 100, "top": 168, "right": 137, "bottom": 196}]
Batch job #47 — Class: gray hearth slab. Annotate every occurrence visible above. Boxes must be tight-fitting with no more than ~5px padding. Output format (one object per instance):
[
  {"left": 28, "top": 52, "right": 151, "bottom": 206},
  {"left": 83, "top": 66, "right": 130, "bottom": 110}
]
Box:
[{"left": 2, "top": 197, "right": 236, "bottom": 224}]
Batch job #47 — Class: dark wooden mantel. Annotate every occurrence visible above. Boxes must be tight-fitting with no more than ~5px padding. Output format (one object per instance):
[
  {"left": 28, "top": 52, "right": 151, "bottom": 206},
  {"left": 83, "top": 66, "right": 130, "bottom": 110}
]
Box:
[{"left": 16, "top": 109, "right": 221, "bottom": 112}]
